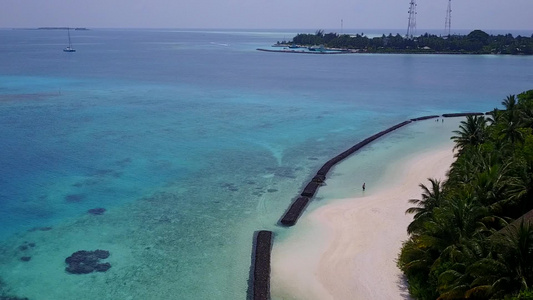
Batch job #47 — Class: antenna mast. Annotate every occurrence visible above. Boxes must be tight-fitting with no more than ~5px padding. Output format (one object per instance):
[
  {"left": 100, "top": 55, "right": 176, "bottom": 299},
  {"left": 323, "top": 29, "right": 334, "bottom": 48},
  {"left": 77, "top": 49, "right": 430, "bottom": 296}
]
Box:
[
  {"left": 445, "top": 0, "right": 452, "bottom": 36},
  {"left": 406, "top": 0, "right": 417, "bottom": 39}
]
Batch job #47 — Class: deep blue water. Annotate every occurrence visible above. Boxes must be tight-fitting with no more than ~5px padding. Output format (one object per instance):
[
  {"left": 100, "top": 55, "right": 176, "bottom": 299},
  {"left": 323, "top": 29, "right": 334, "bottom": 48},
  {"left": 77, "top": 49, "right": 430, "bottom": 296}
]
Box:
[{"left": 0, "top": 28, "right": 532, "bottom": 299}]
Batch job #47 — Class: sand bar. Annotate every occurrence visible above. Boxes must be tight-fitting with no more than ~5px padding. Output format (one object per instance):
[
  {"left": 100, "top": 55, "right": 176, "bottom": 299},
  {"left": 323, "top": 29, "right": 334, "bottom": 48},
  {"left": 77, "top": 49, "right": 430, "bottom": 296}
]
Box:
[{"left": 271, "top": 145, "right": 455, "bottom": 300}]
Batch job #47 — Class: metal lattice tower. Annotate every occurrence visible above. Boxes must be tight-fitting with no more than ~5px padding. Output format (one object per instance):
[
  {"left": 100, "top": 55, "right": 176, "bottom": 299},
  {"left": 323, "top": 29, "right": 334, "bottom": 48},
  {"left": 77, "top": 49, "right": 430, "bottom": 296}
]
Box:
[
  {"left": 445, "top": 0, "right": 452, "bottom": 36},
  {"left": 406, "top": 0, "right": 417, "bottom": 39}
]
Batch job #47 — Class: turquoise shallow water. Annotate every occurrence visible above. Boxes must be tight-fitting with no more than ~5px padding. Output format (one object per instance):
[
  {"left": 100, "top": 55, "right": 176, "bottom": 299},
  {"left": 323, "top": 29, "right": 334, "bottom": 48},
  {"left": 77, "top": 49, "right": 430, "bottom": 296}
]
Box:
[{"left": 0, "top": 28, "right": 532, "bottom": 299}]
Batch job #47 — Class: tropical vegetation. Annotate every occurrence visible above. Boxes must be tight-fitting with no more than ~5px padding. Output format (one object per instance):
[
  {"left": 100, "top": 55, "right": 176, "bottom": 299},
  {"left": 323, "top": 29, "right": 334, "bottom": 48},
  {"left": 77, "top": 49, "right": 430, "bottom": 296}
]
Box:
[
  {"left": 280, "top": 30, "right": 533, "bottom": 55},
  {"left": 398, "top": 89, "right": 533, "bottom": 299}
]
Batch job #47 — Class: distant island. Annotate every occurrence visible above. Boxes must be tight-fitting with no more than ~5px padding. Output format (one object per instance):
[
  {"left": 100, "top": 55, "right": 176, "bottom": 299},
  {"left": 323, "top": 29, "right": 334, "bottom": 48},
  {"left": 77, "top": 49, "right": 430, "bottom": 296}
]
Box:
[
  {"left": 37, "top": 27, "right": 89, "bottom": 31},
  {"left": 269, "top": 29, "right": 533, "bottom": 55}
]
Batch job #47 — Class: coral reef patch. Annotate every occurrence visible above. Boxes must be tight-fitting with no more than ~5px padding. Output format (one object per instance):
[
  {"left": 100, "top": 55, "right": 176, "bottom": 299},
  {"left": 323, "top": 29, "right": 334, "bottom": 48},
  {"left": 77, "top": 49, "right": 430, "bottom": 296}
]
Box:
[
  {"left": 65, "top": 250, "right": 111, "bottom": 274},
  {"left": 87, "top": 208, "right": 106, "bottom": 215},
  {"left": 27, "top": 226, "right": 52, "bottom": 232},
  {"left": 65, "top": 194, "right": 86, "bottom": 203},
  {"left": 0, "top": 296, "right": 29, "bottom": 300},
  {"left": 0, "top": 276, "right": 29, "bottom": 300}
]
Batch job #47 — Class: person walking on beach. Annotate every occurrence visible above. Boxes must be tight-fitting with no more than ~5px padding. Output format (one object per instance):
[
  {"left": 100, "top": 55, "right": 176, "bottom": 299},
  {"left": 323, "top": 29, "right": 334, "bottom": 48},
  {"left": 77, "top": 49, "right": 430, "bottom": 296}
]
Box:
[{"left": 362, "top": 183, "right": 365, "bottom": 191}]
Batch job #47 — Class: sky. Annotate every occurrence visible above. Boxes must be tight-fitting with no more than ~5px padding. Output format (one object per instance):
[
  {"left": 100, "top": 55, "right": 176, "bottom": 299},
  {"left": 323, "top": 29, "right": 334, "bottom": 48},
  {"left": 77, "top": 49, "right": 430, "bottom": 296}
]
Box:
[{"left": 1, "top": 0, "right": 532, "bottom": 32}]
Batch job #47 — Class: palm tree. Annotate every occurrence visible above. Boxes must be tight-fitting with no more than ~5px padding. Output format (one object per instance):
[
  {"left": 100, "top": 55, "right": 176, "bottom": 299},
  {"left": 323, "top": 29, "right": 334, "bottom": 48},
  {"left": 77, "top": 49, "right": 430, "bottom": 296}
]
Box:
[
  {"left": 437, "top": 239, "right": 492, "bottom": 299},
  {"left": 471, "top": 163, "right": 513, "bottom": 209},
  {"left": 501, "top": 115, "right": 524, "bottom": 144},
  {"left": 499, "top": 94, "right": 526, "bottom": 144},
  {"left": 406, "top": 178, "right": 444, "bottom": 234},
  {"left": 498, "top": 219, "right": 533, "bottom": 290},
  {"left": 461, "top": 255, "right": 511, "bottom": 299},
  {"left": 519, "top": 104, "right": 533, "bottom": 130},
  {"left": 408, "top": 194, "right": 488, "bottom": 299},
  {"left": 398, "top": 238, "right": 440, "bottom": 300},
  {"left": 503, "top": 94, "right": 518, "bottom": 112},
  {"left": 517, "top": 90, "right": 533, "bottom": 129},
  {"left": 462, "top": 220, "right": 533, "bottom": 298},
  {"left": 447, "top": 144, "right": 506, "bottom": 187},
  {"left": 433, "top": 195, "right": 487, "bottom": 244},
  {"left": 447, "top": 152, "right": 479, "bottom": 186},
  {"left": 451, "top": 115, "right": 487, "bottom": 153},
  {"left": 487, "top": 108, "right": 503, "bottom": 125},
  {"left": 505, "top": 160, "right": 533, "bottom": 215}
]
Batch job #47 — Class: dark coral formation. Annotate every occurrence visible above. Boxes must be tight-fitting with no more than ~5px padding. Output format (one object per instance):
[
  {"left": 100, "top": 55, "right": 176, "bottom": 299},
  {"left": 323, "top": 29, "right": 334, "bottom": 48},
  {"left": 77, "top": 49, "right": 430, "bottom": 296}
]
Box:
[
  {"left": 220, "top": 182, "right": 239, "bottom": 192},
  {"left": 94, "top": 262, "right": 111, "bottom": 272},
  {"left": 17, "top": 242, "right": 36, "bottom": 259},
  {"left": 269, "top": 167, "right": 296, "bottom": 179},
  {"left": 87, "top": 208, "right": 106, "bottom": 215},
  {"left": 27, "top": 226, "right": 52, "bottom": 232},
  {"left": 0, "top": 276, "right": 28, "bottom": 299},
  {"left": 65, "top": 194, "right": 85, "bottom": 203},
  {"left": 65, "top": 250, "right": 111, "bottom": 274}
]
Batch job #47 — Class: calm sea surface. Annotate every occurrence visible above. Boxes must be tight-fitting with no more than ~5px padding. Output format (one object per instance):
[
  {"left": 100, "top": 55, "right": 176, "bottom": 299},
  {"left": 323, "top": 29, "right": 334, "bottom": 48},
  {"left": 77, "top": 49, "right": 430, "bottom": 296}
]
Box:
[{"left": 0, "top": 28, "right": 532, "bottom": 299}]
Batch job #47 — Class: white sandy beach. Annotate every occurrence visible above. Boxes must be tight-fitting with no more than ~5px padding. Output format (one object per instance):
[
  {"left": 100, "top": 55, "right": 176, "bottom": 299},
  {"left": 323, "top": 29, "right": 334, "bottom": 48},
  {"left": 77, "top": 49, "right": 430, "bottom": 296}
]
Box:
[{"left": 271, "top": 145, "right": 455, "bottom": 300}]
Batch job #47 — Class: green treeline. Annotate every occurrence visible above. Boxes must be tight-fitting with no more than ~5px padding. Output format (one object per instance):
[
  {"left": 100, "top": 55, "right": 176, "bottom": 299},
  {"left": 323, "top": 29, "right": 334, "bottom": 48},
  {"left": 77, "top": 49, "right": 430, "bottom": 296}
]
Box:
[
  {"left": 398, "top": 89, "right": 533, "bottom": 299},
  {"left": 287, "top": 30, "right": 533, "bottom": 54}
]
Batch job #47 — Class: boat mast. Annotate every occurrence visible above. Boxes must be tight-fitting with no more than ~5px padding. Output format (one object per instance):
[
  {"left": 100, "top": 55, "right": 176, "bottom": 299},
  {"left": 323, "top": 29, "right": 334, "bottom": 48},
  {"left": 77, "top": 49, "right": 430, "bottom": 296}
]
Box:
[{"left": 67, "top": 28, "right": 72, "bottom": 47}]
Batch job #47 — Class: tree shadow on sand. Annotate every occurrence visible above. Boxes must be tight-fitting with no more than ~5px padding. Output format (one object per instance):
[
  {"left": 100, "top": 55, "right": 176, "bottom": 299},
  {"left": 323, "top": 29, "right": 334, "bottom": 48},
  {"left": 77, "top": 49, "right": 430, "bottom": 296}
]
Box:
[{"left": 396, "top": 274, "right": 413, "bottom": 300}]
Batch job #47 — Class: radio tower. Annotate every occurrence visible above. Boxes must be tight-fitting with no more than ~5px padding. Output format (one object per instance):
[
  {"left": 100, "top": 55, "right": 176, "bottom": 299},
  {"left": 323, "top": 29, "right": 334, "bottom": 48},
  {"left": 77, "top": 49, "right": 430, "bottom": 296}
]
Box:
[
  {"left": 406, "top": 0, "right": 417, "bottom": 39},
  {"left": 445, "top": 0, "right": 452, "bottom": 36}
]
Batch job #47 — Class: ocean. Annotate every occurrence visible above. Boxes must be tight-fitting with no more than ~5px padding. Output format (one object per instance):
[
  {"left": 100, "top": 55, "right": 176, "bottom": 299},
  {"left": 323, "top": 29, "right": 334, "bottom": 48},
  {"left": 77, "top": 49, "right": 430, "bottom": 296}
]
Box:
[{"left": 0, "top": 28, "right": 532, "bottom": 299}]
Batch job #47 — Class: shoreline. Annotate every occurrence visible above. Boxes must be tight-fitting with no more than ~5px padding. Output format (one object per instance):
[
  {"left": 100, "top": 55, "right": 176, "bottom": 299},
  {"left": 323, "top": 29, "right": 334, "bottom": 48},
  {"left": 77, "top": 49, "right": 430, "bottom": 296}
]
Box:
[
  {"left": 270, "top": 144, "right": 455, "bottom": 299},
  {"left": 256, "top": 48, "right": 350, "bottom": 54}
]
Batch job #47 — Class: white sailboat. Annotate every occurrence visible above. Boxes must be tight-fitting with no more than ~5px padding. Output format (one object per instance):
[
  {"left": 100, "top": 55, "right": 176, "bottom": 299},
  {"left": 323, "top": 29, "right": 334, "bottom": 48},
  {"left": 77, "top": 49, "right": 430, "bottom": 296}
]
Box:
[{"left": 63, "top": 28, "right": 76, "bottom": 52}]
